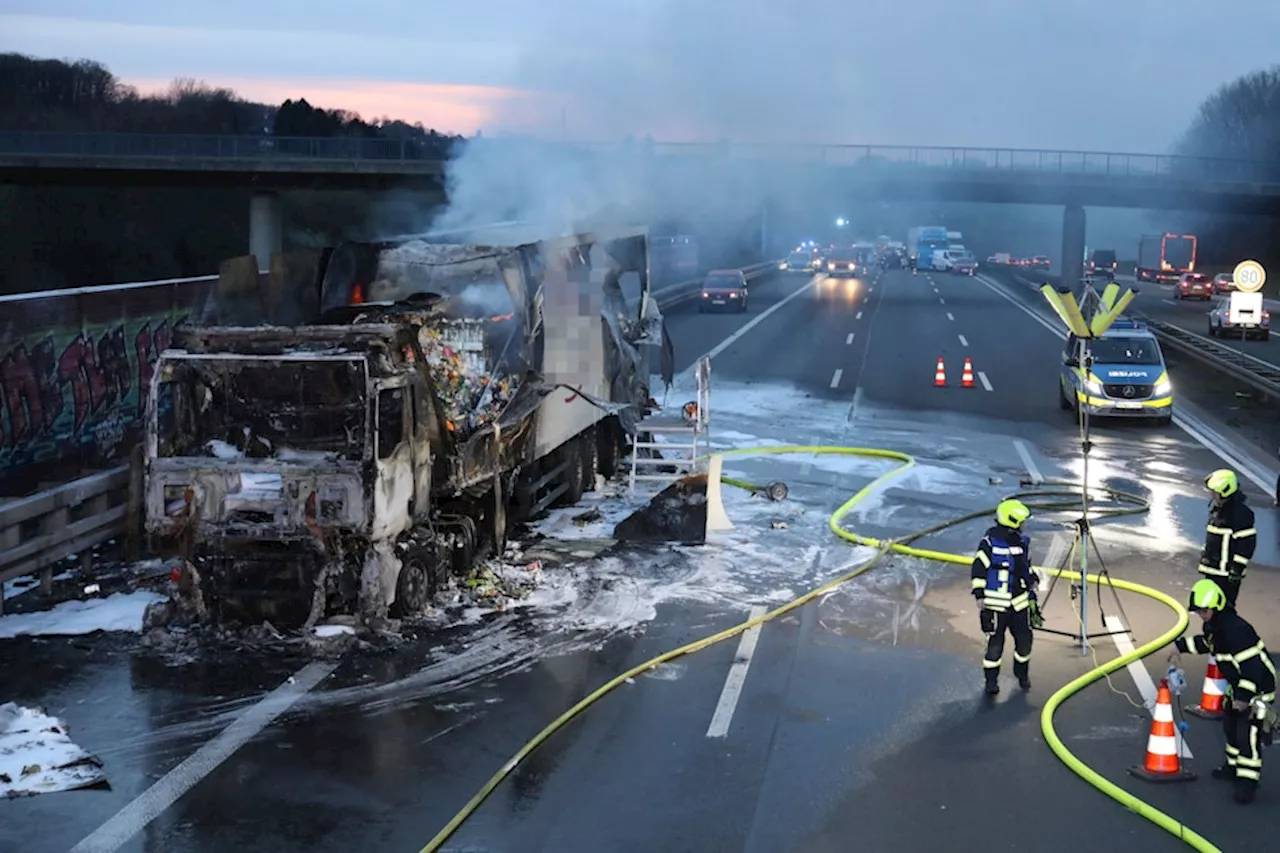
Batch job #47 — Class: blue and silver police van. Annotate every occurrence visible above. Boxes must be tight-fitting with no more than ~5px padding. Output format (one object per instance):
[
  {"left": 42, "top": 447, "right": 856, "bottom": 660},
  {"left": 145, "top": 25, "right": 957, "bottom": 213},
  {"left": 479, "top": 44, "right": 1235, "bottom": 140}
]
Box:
[{"left": 1058, "top": 318, "right": 1173, "bottom": 425}]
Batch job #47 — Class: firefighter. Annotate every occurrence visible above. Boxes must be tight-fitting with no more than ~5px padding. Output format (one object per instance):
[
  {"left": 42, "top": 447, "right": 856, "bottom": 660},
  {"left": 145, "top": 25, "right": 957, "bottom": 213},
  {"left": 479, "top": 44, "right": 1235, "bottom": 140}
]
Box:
[
  {"left": 971, "top": 499, "right": 1038, "bottom": 695},
  {"left": 1197, "top": 469, "right": 1256, "bottom": 607},
  {"left": 1169, "top": 578, "right": 1277, "bottom": 804}
]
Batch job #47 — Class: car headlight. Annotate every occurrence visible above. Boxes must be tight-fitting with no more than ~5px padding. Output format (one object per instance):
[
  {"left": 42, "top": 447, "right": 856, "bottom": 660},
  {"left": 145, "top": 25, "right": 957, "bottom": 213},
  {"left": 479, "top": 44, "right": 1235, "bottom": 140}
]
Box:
[
  {"left": 1083, "top": 379, "right": 1103, "bottom": 395},
  {"left": 1154, "top": 379, "right": 1172, "bottom": 396}
]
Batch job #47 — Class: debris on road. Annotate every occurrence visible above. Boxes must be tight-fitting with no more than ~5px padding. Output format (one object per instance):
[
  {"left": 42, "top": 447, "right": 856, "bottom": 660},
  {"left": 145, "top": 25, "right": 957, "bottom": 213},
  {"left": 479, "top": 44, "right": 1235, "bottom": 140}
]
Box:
[
  {"left": 613, "top": 475, "right": 709, "bottom": 545},
  {"left": 0, "top": 703, "right": 106, "bottom": 797}
]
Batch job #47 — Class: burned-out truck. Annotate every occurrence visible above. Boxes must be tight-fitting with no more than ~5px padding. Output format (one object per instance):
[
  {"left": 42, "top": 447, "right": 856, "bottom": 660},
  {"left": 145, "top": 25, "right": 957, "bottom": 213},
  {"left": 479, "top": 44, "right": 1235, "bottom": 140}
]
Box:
[{"left": 144, "top": 226, "right": 669, "bottom": 626}]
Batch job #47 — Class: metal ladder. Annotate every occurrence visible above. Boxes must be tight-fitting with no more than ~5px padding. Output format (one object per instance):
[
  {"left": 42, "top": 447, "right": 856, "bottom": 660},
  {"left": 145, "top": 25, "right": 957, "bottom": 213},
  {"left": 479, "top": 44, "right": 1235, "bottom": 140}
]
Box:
[{"left": 628, "top": 356, "right": 711, "bottom": 494}]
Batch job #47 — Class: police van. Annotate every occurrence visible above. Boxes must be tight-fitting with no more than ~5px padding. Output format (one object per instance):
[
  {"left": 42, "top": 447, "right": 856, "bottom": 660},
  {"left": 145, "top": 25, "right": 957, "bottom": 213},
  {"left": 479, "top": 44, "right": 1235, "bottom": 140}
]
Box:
[{"left": 1058, "top": 318, "right": 1173, "bottom": 425}]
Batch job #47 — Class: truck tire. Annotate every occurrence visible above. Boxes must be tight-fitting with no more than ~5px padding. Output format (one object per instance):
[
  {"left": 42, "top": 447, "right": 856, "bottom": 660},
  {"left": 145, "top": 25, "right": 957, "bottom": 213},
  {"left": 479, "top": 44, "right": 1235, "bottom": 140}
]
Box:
[
  {"left": 391, "top": 557, "right": 433, "bottom": 617},
  {"left": 554, "top": 447, "right": 585, "bottom": 508},
  {"left": 597, "top": 419, "right": 621, "bottom": 479},
  {"left": 579, "top": 429, "right": 598, "bottom": 494}
]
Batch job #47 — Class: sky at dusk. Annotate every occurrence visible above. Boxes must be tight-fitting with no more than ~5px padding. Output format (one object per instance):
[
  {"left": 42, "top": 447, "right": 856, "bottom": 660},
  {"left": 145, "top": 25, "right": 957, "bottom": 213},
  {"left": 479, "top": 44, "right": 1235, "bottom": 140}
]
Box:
[{"left": 3, "top": 3, "right": 1279, "bottom": 151}]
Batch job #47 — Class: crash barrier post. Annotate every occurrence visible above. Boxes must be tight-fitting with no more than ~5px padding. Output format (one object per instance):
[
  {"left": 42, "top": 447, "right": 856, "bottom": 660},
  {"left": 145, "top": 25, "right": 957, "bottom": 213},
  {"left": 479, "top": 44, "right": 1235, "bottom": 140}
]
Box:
[{"left": 0, "top": 464, "right": 130, "bottom": 616}]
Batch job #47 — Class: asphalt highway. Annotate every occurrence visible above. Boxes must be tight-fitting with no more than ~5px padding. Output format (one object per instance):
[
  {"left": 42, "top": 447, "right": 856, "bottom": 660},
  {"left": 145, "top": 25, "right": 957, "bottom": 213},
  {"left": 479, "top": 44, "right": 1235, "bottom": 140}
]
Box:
[{"left": 5, "top": 266, "right": 1280, "bottom": 853}]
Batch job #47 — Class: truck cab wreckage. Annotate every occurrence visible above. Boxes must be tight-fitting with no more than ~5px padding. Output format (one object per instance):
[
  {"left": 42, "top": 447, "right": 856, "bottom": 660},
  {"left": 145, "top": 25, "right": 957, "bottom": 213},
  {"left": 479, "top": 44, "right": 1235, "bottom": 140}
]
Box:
[{"left": 143, "top": 226, "right": 672, "bottom": 628}]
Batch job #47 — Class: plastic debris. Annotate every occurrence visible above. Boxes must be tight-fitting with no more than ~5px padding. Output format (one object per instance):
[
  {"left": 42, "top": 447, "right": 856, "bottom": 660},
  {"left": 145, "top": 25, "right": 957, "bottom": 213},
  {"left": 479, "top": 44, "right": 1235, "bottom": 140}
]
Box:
[{"left": 417, "top": 319, "right": 521, "bottom": 435}]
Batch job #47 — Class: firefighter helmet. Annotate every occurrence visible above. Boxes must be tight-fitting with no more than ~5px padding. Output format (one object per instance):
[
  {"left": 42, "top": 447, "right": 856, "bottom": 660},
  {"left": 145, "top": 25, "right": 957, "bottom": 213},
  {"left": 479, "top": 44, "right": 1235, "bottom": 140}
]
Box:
[
  {"left": 1189, "top": 578, "right": 1227, "bottom": 612},
  {"left": 996, "top": 499, "right": 1031, "bottom": 529},
  {"left": 1204, "top": 469, "right": 1239, "bottom": 499}
]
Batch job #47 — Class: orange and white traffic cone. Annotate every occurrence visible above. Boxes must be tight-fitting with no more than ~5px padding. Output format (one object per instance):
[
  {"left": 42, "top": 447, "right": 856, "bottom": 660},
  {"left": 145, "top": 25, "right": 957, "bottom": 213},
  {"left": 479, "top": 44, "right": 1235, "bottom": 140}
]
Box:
[
  {"left": 1128, "top": 680, "right": 1196, "bottom": 782},
  {"left": 934, "top": 357, "right": 947, "bottom": 387},
  {"left": 961, "top": 358, "right": 975, "bottom": 388},
  {"left": 1185, "top": 656, "right": 1227, "bottom": 720}
]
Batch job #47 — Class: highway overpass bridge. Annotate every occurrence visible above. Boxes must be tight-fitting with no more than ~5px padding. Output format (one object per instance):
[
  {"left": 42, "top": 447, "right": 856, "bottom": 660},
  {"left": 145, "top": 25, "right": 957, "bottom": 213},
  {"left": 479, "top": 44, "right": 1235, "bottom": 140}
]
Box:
[{"left": 4, "top": 130, "right": 1280, "bottom": 286}]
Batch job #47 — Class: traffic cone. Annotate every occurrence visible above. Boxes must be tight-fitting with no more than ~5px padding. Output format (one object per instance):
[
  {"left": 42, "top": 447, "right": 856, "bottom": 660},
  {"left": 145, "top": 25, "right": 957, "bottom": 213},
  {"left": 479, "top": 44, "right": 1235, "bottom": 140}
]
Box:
[
  {"left": 1185, "top": 656, "right": 1227, "bottom": 720},
  {"left": 1128, "top": 680, "right": 1196, "bottom": 782},
  {"left": 934, "top": 357, "right": 947, "bottom": 387},
  {"left": 961, "top": 358, "right": 975, "bottom": 388}
]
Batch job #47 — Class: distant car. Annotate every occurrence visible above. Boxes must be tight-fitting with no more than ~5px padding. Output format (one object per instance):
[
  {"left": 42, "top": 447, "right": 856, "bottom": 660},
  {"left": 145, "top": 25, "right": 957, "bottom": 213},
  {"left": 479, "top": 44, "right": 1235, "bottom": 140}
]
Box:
[
  {"left": 1176, "top": 272, "right": 1212, "bottom": 300},
  {"left": 1030, "top": 256, "right": 1051, "bottom": 269},
  {"left": 826, "top": 250, "right": 867, "bottom": 277},
  {"left": 952, "top": 257, "right": 978, "bottom": 276},
  {"left": 699, "top": 270, "right": 749, "bottom": 312},
  {"left": 1212, "top": 273, "right": 1236, "bottom": 294},
  {"left": 1208, "top": 296, "right": 1270, "bottom": 340},
  {"left": 784, "top": 251, "right": 815, "bottom": 272}
]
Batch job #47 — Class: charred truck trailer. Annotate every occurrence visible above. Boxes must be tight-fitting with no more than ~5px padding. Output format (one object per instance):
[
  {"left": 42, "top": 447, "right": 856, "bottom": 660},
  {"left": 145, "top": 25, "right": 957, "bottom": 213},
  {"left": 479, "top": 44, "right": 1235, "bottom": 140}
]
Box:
[{"left": 143, "top": 227, "right": 668, "bottom": 626}]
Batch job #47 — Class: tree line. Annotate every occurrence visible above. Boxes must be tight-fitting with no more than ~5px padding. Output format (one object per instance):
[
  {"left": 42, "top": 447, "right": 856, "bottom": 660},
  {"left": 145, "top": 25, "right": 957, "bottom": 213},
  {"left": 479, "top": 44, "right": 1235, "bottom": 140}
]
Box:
[
  {"left": 1172, "top": 67, "right": 1280, "bottom": 275},
  {"left": 0, "top": 53, "right": 464, "bottom": 294}
]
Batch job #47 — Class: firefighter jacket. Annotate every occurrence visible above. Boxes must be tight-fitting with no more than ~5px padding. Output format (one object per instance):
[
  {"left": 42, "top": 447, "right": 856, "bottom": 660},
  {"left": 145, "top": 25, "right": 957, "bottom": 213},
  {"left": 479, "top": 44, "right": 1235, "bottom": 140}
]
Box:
[
  {"left": 1176, "top": 608, "right": 1277, "bottom": 704},
  {"left": 970, "top": 525, "right": 1037, "bottom": 613},
  {"left": 1198, "top": 494, "right": 1256, "bottom": 583}
]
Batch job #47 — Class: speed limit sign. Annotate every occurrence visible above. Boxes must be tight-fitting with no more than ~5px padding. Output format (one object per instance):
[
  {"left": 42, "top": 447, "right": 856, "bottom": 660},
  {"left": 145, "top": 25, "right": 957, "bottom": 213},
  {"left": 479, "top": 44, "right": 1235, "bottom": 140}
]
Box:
[{"left": 1233, "top": 260, "right": 1266, "bottom": 293}]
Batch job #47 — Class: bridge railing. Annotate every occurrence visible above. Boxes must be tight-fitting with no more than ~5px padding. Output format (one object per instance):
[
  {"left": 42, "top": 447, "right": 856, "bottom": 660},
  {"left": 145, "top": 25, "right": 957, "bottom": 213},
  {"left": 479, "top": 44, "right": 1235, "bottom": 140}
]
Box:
[{"left": 2, "top": 131, "right": 1280, "bottom": 183}]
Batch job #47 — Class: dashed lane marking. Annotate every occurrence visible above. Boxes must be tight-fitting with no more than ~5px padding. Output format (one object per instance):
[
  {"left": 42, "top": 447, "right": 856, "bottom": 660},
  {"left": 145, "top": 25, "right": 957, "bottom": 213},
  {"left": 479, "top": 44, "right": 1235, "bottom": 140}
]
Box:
[
  {"left": 707, "top": 605, "right": 768, "bottom": 738},
  {"left": 1013, "top": 439, "right": 1043, "bottom": 484},
  {"left": 70, "top": 662, "right": 337, "bottom": 853},
  {"left": 856, "top": 311, "right": 863, "bottom": 320},
  {"left": 846, "top": 333, "right": 854, "bottom": 344},
  {"left": 938, "top": 297, "right": 946, "bottom": 305},
  {"left": 958, "top": 334, "right": 969, "bottom": 347},
  {"left": 830, "top": 368, "right": 843, "bottom": 389},
  {"left": 946, "top": 312, "right": 955, "bottom": 321},
  {"left": 977, "top": 371, "right": 993, "bottom": 391}
]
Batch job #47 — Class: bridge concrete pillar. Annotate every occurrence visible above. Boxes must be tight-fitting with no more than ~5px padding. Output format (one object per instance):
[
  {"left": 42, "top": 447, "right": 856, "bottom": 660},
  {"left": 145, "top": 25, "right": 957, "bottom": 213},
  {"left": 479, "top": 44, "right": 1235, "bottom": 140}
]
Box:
[
  {"left": 249, "top": 191, "right": 283, "bottom": 272},
  {"left": 1061, "top": 204, "right": 1086, "bottom": 293}
]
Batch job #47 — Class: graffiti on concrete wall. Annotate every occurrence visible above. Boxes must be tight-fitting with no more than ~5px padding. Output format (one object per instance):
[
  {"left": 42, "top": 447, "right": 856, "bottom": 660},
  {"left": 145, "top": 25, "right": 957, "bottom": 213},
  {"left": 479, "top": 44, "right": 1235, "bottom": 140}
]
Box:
[{"left": 0, "top": 277, "right": 215, "bottom": 490}]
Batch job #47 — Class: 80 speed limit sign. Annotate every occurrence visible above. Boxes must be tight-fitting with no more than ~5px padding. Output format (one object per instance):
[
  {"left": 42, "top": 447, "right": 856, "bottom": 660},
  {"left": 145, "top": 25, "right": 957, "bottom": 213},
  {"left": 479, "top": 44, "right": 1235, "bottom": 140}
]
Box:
[{"left": 1233, "top": 259, "right": 1266, "bottom": 293}]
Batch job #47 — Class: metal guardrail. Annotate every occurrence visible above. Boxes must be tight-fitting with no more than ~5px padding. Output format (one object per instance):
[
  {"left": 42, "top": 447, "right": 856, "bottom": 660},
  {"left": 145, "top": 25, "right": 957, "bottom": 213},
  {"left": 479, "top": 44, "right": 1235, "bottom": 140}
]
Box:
[
  {"left": 1134, "top": 317, "right": 1280, "bottom": 399},
  {"left": 0, "top": 260, "right": 774, "bottom": 606},
  {"left": 998, "top": 267, "right": 1280, "bottom": 399},
  {"left": 3, "top": 131, "right": 1280, "bottom": 182},
  {"left": 0, "top": 465, "right": 132, "bottom": 615}
]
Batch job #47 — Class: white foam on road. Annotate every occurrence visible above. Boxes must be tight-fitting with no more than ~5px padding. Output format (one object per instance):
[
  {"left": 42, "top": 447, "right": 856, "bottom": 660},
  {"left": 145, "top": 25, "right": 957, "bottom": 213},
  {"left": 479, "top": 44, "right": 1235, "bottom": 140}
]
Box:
[
  {"left": 0, "top": 703, "right": 107, "bottom": 797},
  {"left": 0, "top": 591, "right": 165, "bottom": 639}
]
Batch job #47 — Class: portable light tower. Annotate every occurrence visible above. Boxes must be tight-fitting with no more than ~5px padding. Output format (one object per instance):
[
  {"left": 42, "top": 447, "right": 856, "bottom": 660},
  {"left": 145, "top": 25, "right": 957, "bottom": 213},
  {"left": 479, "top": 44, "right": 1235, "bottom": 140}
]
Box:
[{"left": 1039, "top": 277, "right": 1140, "bottom": 655}]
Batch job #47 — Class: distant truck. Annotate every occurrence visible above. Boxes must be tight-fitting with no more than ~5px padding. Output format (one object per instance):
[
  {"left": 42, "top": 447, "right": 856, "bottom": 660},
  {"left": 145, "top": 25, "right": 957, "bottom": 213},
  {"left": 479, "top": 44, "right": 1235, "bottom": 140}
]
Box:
[
  {"left": 1136, "top": 234, "right": 1196, "bottom": 283},
  {"left": 144, "top": 226, "right": 665, "bottom": 627}
]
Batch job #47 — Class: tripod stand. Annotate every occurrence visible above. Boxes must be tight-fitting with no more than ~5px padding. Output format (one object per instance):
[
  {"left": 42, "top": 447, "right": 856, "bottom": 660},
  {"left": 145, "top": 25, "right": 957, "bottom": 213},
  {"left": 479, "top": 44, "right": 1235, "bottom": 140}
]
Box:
[{"left": 1035, "top": 278, "right": 1135, "bottom": 655}]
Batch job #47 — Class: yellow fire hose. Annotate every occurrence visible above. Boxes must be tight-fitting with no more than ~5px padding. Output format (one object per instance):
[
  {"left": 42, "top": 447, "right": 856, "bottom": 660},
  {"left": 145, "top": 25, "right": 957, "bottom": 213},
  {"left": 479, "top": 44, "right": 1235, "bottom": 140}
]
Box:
[{"left": 419, "top": 446, "right": 1215, "bottom": 853}]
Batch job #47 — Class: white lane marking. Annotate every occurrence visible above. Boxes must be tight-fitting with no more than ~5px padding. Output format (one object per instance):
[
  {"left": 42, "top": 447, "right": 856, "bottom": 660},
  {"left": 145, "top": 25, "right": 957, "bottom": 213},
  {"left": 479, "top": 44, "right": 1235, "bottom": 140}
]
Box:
[
  {"left": 977, "top": 371, "right": 993, "bottom": 391},
  {"left": 1104, "top": 615, "right": 1193, "bottom": 758},
  {"left": 830, "top": 368, "right": 843, "bottom": 389},
  {"left": 845, "top": 333, "right": 854, "bottom": 344},
  {"left": 938, "top": 297, "right": 946, "bottom": 305},
  {"left": 707, "top": 605, "right": 768, "bottom": 738},
  {"left": 856, "top": 311, "right": 863, "bottom": 320},
  {"left": 850, "top": 386, "right": 865, "bottom": 421},
  {"left": 1013, "top": 439, "right": 1043, "bottom": 484},
  {"left": 70, "top": 662, "right": 337, "bottom": 853},
  {"left": 974, "top": 274, "right": 1275, "bottom": 494},
  {"left": 869, "top": 287, "right": 875, "bottom": 293},
  {"left": 958, "top": 334, "right": 969, "bottom": 347},
  {"left": 691, "top": 277, "right": 818, "bottom": 370},
  {"left": 947, "top": 312, "right": 955, "bottom": 321}
]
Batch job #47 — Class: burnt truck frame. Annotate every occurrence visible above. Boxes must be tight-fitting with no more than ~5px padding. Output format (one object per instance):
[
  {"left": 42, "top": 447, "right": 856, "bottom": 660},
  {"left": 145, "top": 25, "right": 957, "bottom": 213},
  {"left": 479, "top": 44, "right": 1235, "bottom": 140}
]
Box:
[{"left": 143, "top": 226, "right": 667, "bottom": 626}]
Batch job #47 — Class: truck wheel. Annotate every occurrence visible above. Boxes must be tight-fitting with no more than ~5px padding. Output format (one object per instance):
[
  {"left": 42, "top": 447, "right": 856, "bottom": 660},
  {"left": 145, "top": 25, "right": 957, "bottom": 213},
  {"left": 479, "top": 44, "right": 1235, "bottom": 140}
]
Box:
[
  {"left": 597, "top": 420, "right": 620, "bottom": 479},
  {"left": 391, "top": 557, "right": 433, "bottom": 617},
  {"left": 554, "top": 447, "right": 585, "bottom": 508},
  {"left": 579, "top": 430, "right": 598, "bottom": 494}
]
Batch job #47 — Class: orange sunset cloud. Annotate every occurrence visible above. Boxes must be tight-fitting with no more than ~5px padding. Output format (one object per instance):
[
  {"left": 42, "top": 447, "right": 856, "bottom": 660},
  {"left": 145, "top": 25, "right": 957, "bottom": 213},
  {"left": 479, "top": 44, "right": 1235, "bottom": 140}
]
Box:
[{"left": 129, "top": 76, "right": 558, "bottom": 136}]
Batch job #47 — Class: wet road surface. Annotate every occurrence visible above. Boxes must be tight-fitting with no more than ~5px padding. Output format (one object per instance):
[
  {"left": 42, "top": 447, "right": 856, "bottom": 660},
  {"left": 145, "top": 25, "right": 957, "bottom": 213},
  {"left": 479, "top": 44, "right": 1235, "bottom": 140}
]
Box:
[{"left": 4, "top": 265, "right": 1280, "bottom": 853}]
